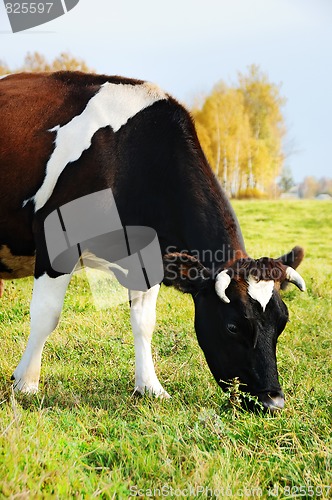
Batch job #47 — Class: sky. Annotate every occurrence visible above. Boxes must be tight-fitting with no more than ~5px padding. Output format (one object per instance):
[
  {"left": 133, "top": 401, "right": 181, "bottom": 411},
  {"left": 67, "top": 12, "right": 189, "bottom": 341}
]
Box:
[{"left": 0, "top": 0, "right": 331, "bottom": 183}]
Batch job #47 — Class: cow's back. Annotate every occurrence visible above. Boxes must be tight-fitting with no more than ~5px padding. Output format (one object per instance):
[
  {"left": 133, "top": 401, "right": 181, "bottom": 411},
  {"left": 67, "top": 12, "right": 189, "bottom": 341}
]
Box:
[
  {"left": 0, "top": 71, "right": 224, "bottom": 281},
  {"left": 0, "top": 72, "right": 130, "bottom": 208},
  {"left": 0, "top": 72, "right": 174, "bottom": 279},
  {"left": 0, "top": 72, "right": 147, "bottom": 278}
]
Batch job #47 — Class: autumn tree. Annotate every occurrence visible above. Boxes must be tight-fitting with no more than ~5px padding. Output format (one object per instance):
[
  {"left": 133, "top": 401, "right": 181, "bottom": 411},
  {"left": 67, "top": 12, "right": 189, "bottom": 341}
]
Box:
[
  {"left": 317, "top": 177, "right": 332, "bottom": 196},
  {"left": 193, "top": 84, "right": 252, "bottom": 197},
  {"left": 299, "top": 176, "right": 319, "bottom": 198},
  {"left": 193, "top": 65, "right": 286, "bottom": 198},
  {"left": 0, "top": 52, "right": 93, "bottom": 75},
  {"left": 238, "top": 65, "right": 286, "bottom": 194},
  {"left": 0, "top": 60, "right": 9, "bottom": 76}
]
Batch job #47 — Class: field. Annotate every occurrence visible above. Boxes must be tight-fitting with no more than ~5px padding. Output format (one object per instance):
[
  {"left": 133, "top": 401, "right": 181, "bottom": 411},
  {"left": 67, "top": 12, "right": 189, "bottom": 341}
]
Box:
[{"left": 0, "top": 200, "right": 331, "bottom": 499}]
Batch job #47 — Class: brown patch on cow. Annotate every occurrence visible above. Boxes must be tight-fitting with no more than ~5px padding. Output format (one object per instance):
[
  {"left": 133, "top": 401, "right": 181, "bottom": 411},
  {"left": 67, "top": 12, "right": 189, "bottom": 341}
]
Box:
[
  {"left": 0, "top": 72, "right": 106, "bottom": 210},
  {"left": 179, "top": 264, "right": 190, "bottom": 277},
  {"left": 0, "top": 245, "right": 35, "bottom": 279},
  {"left": 225, "top": 257, "right": 287, "bottom": 302},
  {"left": 223, "top": 249, "right": 249, "bottom": 268},
  {"left": 229, "top": 257, "right": 287, "bottom": 283}
]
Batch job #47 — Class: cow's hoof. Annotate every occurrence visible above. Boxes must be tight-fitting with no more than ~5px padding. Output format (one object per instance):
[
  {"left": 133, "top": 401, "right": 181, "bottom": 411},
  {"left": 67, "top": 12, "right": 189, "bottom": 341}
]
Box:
[
  {"left": 133, "top": 386, "right": 171, "bottom": 399},
  {"left": 11, "top": 375, "right": 39, "bottom": 394}
]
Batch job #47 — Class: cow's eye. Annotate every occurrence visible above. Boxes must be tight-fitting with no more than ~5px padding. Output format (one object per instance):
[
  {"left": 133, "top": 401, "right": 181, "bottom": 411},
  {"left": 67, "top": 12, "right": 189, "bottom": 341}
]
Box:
[{"left": 227, "top": 323, "right": 239, "bottom": 335}]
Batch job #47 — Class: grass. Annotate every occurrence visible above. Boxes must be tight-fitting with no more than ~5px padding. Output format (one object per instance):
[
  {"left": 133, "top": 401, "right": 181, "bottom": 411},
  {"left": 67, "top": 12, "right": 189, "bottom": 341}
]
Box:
[{"left": 0, "top": 200, "right": 331, "bottom": 498}]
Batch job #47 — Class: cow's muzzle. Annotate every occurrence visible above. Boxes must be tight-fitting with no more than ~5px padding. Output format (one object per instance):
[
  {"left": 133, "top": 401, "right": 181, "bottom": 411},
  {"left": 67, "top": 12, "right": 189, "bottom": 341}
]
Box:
[
  {"left": 258, "top": 390, "right": 285, "bottom": 412},
  {"left": 241, "top": 389, "right": 285, "bottom": 413}
]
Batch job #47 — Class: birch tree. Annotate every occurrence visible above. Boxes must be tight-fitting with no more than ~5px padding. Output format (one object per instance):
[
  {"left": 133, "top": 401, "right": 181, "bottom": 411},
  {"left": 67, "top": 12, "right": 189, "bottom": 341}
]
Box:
[{"left": 193, "top": 65, "right": 286, "bottom": 198}]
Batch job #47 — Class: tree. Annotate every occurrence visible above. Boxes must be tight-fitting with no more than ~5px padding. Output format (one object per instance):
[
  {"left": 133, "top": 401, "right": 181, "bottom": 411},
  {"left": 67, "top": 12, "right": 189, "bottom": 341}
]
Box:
[
  {"left": 298, "top": 176, "right": 332, "bottom": 198},
  {"left": 0, "top": 60, "right": 9, "bottom": 76},
  {"left": 192, "top": 65, "right": 286, "bottom": 198},
  {"left": 317, "top": 177, "right": 332, "bottom": 196},
  {"left": 193, "top": 85, "right": 251, "bottom": 197},
  {"left": 299, "top": 176, "right": 319, "bottom": 198},
  {"left": 0, "top": 52, "right": 94, "bottom": 75},
  {"left": 278, "top": 166, "right": 295, "bottom": 193}
]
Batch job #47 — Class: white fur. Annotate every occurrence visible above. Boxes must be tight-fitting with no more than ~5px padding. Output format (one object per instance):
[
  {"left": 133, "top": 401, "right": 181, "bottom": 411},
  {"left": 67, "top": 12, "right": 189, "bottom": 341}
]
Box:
[
  {"left": 247, "top": 276, "right": 274, "bottom": 311},
  {"left": 215, "top": 269, "right": 231, "bottom": 303},
  {"left": 12, "top": 273, "right": 71, "bottom": 393},
  {"left": 0, "top": 74, "right": 11, "bottom": 80},
  {"left": 32, "top": 82, "right": 167, "bottom": 211},
  {"left": 130, "top": 284, "right": 170, "bottom": 398}
]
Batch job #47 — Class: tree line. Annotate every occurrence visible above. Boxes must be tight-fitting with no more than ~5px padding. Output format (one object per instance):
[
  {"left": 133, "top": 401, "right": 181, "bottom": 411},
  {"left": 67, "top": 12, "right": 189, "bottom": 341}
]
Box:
[
  {"left": 298, "top": 177, "right": 332, "bottom": 198},
  {"left": 0, "top": 51, "right": 92, "bottom": 74}
]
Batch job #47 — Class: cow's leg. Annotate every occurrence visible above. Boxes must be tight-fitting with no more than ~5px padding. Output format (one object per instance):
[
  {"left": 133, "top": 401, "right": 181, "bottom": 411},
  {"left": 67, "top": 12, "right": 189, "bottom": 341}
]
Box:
[
  {"left": 12, "top": 273, "right": 71, "bottom": 393},
  {"left": 130, "top": 284, "right": 170, "bottom": 398}
]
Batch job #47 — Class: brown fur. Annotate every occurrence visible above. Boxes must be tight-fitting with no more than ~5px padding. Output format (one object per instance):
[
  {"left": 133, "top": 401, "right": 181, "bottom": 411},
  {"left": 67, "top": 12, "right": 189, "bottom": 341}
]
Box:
[
  {"left": 229, "top": 257, "right": 287, "bottom": 283},
  {"left": 0, "top": 72, "right": 132, "bottom": 279},
  {"left": 0, "top": 245, "right": 35, "bottom": 279},
  {"left": 214, "top": 257, "right": 287, "bottom": 306},
  {"left": 225, "top": 257, "right": 287, "bottom": 303}
]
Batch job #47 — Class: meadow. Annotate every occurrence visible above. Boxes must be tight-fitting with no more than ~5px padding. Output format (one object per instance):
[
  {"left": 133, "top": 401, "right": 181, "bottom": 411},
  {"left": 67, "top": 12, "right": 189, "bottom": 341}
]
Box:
[{"left": 0, "top": 200, "right": 331, "bottom": 499}]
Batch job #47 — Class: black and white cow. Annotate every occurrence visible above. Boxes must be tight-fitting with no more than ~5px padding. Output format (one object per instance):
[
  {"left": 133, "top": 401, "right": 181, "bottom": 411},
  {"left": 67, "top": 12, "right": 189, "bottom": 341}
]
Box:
[{"left": 0, "top": 72, "right": 305, "bottom": 410}]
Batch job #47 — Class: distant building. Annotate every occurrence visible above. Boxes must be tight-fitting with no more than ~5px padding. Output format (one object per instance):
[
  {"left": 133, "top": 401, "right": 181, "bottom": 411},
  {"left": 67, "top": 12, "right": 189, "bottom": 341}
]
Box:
[{"left": 316, "top": 193, "right": 332, "bottom": 200}]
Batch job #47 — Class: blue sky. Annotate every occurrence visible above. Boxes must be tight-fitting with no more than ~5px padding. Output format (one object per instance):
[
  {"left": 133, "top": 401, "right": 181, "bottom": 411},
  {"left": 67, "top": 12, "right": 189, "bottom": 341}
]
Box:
[{"left": 0, "top": 0, "right": 331, "bottom": 182}]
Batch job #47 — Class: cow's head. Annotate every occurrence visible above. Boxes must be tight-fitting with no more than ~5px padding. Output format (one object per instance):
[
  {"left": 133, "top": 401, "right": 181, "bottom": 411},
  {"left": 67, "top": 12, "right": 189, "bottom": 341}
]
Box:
[{"left": 163, "top": 246, "right": 305, "bottom": 412}]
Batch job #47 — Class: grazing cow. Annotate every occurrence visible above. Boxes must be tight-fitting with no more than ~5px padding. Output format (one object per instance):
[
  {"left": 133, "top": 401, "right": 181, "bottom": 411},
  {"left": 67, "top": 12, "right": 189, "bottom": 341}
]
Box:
[{"left": 0, "top": 72, "right": 305, "bottom": 410}]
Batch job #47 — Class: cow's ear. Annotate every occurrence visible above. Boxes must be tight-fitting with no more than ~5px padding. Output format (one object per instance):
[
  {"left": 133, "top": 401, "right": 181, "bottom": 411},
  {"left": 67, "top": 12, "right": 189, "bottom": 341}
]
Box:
[
  {"left": 277, "top": 246, "right": 305, "bottom": 290},
  {"left": 278, "top": 246, "right": 304, "bottom": 269},
  {"left": 163, "top": 253, "right": 212, "bottom": 293}
]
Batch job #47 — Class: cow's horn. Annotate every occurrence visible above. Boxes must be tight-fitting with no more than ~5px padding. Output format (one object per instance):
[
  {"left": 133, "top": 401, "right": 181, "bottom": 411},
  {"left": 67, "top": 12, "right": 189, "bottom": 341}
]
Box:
[
  {"left": 215, "top": 269, "right": 231, "bottom": 303},
  {"left": 286, "top": 267, "right": 306, "bottom": 292}
]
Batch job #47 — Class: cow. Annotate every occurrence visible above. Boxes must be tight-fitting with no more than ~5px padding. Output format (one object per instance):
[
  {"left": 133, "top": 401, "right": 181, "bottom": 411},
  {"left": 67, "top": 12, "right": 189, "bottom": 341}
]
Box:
[{"left": 0, "top": 71, "right": 306, "bottom": 411}]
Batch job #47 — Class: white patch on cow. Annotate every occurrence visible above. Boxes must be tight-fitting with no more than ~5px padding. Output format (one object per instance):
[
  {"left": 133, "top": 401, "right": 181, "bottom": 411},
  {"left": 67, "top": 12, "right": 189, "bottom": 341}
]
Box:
[
  {"left": 12, "top": 273, "right": 71, "bottom": 393},
  {"left": 49, "top": 125, "right": 60, "bottom": 133},
  {"left": 31, "top": 82, "right": 167, "bottom": 212},
  {"left": 0, "top": 74, "right": 11, "bottom": 80},
  {"left": 247, "top": 276, "right": 274, "bottom": 312},
  {"left": 130, "top": 284, "right": 170, "bottom": 398}
]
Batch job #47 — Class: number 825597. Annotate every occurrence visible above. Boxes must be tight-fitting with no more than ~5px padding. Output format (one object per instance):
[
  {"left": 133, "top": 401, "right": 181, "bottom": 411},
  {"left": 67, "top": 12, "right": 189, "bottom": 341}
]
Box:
[{"left": 5, "top": 3, "right": 53, "bottom": 14}]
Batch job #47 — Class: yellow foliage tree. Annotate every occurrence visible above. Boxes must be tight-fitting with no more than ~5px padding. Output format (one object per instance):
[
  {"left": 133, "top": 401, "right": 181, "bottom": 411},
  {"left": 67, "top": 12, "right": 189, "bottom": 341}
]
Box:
[
  {"left": 239, "top": 65, "right": 286, "bottom": 196},
  {"left": 193, "top": 65, "right": 286, "bottom": 198},
  {"left": 0, "top": 52, "right": 93, "bottom": 75},
  {"left": 0, "top": 60, "right": 9, "bottom": 75},
  {"left": 193, "top": 85, "right": 252, "bottom": 197}
]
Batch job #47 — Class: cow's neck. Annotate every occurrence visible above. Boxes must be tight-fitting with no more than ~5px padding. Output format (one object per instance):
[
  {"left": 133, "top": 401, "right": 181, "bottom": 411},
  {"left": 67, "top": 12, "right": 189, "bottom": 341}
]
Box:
[
  {"left": 163, "top": 190, "right": 247, "bottom": 270},
  {"left": 116, "top": 115, "right": 247, "bottom": 270},
  {"left": 153, "top": 161, "right": 247, "bottom": 270}
]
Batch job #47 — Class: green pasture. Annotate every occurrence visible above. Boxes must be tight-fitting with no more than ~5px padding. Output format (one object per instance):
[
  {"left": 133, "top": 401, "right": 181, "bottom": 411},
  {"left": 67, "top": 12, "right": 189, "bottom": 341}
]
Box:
[{"left": 0, "top": 201, "right": 331, "bottom": 498}]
